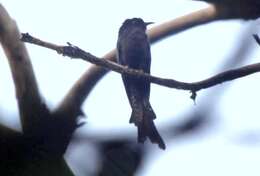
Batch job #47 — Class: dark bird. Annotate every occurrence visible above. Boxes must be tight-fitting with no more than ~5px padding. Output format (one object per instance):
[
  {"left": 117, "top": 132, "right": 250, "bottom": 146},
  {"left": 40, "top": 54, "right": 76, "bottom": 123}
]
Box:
[{"left": 116, "top": 18, "right": 166, "bottom": 149}]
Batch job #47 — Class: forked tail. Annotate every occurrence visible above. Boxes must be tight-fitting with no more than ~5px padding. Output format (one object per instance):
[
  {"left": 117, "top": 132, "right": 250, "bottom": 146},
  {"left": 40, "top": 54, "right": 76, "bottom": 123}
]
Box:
[{"left": 130, "top": 103, "right": 166, "bottom": 150}]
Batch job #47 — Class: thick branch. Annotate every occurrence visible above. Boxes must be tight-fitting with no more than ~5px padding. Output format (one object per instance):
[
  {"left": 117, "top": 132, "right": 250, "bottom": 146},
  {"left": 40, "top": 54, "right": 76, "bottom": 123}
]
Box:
[
  {"left": 57, "top": 6, "right": 219, "bottom": 114},
  {"left": 0, "top": 4, "right": 47, "bottom": 134},
  {"left": 194, "top": 0, "right": 260, "bottom": 20},
  {"left": 59, "top": 3, "right": 260, "bottom": 114},
  {"left": 21, "top": 33, "right": 260, "bottom": 98}
]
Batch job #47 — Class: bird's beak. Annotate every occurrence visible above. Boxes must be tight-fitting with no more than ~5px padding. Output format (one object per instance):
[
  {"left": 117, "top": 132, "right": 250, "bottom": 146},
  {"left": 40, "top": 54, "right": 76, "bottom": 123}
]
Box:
[{"left": 145, "top": 22, "right": 154, "bottom": 26}]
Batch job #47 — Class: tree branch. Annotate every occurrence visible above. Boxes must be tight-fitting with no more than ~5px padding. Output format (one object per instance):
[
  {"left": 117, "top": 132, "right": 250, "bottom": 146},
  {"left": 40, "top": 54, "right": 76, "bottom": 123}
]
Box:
[
  {"left": 0, "top": 6, "right": 79, "bottom": 174},
  {"left": 57, "top": 3, "right": 260, "bottom": 115},
  {"left": 21, "top": 33, "right": 260, "bottom": 101},
  {"left": 0, "top": 4, "right": 48, "bottom": 134},
  {"left": 194, "top": 0, "right": 260, "bottom": 20},
  {"left": 55, "top": 6, "right": 220, "bottom": 114}
]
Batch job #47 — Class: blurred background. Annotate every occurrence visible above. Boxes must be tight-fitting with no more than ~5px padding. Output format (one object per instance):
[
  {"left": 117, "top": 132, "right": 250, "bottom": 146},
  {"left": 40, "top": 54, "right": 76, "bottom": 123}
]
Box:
[{"left": 1, "top": 0, "right": 260, "bottom": 175}]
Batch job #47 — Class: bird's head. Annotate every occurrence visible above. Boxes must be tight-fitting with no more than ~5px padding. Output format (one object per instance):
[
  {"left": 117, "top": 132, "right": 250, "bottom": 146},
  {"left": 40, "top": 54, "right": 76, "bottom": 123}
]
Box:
[{"left": 119, "top": 18, "right": 153, "bottom": 34}]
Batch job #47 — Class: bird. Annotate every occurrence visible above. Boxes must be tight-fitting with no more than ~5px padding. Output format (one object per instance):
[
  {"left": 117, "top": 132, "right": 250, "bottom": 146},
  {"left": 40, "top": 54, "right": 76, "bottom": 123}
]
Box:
[{"left": 116, "top": 18, "right": 166, "bottom": 149}]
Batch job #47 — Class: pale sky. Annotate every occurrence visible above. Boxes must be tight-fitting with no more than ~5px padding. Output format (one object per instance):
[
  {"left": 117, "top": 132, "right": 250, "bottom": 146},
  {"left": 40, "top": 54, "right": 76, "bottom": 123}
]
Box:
[{"left": 1, "top": 1, "right": 260, "bottom": 176}]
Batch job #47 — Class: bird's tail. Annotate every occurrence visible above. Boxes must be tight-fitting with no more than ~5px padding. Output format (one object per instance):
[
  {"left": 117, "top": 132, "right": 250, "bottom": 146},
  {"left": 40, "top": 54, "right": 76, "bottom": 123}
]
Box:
[{"left": 130, "top": 102, "right": 166, "bottom": 150}]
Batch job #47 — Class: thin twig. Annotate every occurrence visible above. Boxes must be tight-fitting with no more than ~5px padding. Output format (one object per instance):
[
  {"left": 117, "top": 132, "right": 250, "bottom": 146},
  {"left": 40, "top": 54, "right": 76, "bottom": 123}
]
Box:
[
  {"left": 56, "top": 6, "right": 219, "bottom": 113},
  {"left": 64, "top": 3, "right": 260, "bottom": 111},
  {"left": 21, "top": 33, "right": 260, "bottom": 101},
  {"left": 57, "top": 3, "right": 260, "bottom": 115}
]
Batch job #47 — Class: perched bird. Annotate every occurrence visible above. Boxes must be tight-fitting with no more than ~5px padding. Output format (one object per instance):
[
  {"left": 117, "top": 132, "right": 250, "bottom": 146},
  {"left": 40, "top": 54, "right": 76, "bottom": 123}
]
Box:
[{"left": 117, "top": 18, "right": 166, "bottom": 149}]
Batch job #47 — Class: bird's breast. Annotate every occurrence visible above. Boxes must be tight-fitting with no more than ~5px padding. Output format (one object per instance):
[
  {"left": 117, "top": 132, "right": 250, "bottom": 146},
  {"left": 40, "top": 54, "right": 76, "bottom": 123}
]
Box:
[{"left": 123, "top": 32, "right": 149, "bottom": 68}]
